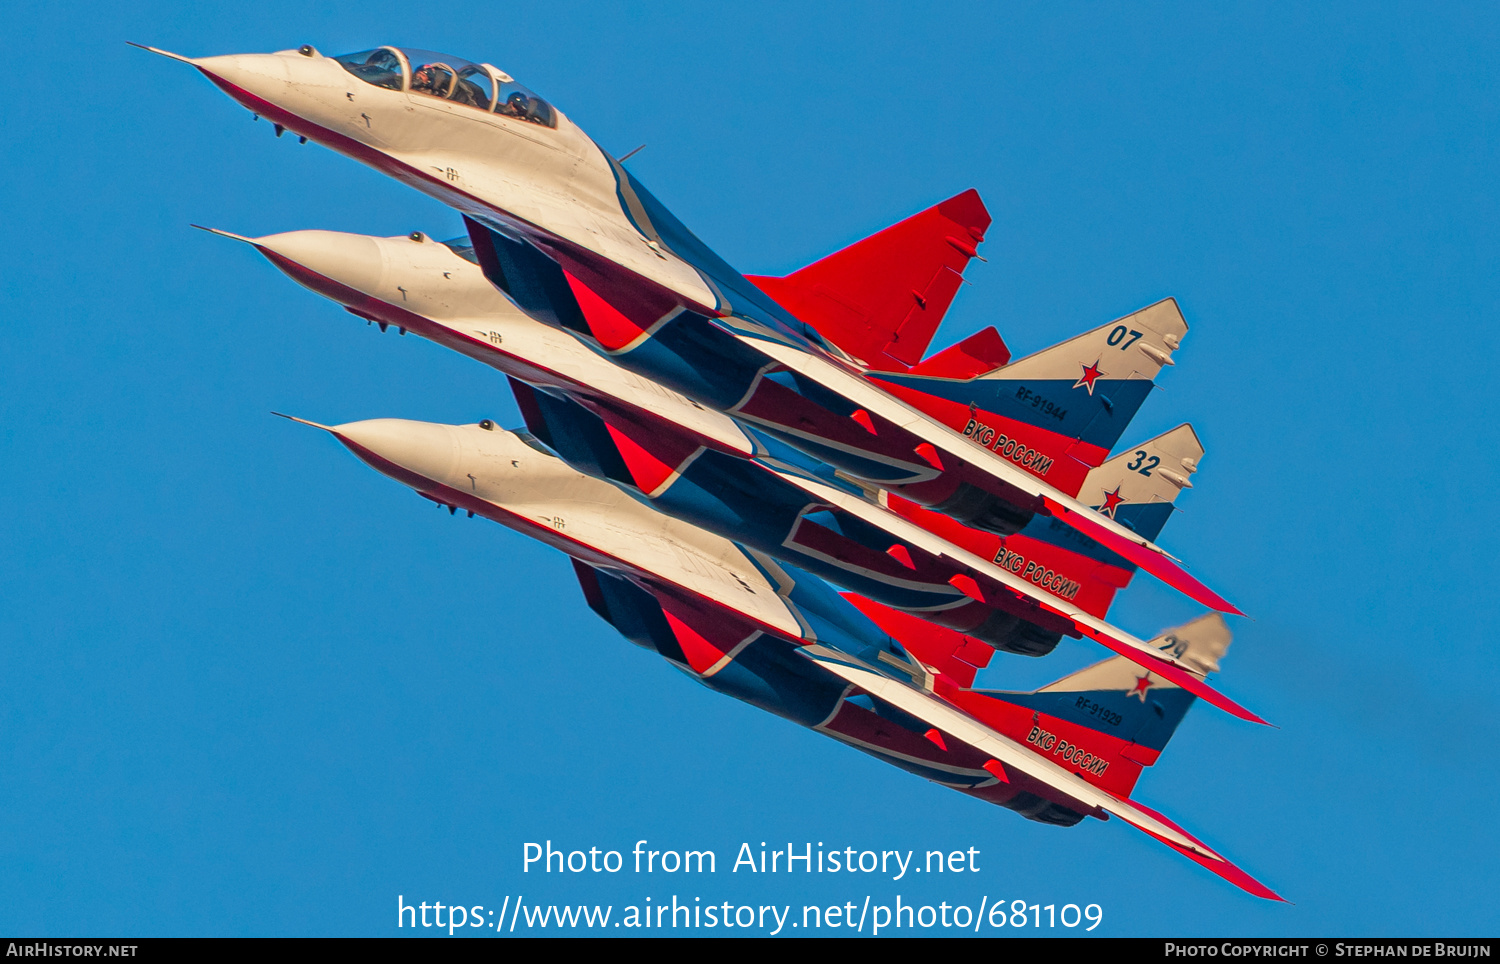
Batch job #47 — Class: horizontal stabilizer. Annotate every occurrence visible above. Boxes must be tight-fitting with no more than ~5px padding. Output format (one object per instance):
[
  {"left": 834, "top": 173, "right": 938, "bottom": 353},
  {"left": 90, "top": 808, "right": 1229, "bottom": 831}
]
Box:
[
  {"left": 891, "top": 424, "right": 1205, "bottom": 621},
  {"left": 748, "top": 190, "right": 990, "bottom": 369},
  {"left": 1008, "top": 423, "right": 1206, "bottom": 618}
]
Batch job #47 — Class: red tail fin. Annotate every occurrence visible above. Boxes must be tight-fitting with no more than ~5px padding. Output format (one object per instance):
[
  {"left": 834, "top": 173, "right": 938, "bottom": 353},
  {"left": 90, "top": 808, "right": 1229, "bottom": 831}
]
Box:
[{"left": 748, "top": 190, "right": 991, "bottom": 370}]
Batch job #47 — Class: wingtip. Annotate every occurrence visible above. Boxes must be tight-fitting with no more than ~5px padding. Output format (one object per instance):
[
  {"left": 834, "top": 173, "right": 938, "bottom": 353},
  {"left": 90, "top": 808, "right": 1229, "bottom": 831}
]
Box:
[
  {"left": 1221, "top": 865, "right": 1286, "bottom": 903},
  {"left": 1222, "top": 601, "right": 1248, "bottom": 618},
  {"left": 1124, "top": 799, "right": 1284, "bottom": 902},
  {"left": 1184, "top": 672, "right": 1272, "bottom": 726},
  {"left": 1228, "top": 868, "right": 1286, "bottom": 902},
  {"left": 1150, "top": 556, "right": 1243, "bottom": 615},
  {"left": 1194, "top": 681, "right": 1273, "bottom": 727}
]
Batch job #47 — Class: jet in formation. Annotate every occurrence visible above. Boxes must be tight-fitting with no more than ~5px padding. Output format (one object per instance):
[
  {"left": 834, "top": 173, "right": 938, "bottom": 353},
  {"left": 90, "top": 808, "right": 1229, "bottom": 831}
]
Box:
[
  {"left": 140, "top": 41, "right": 1279, "bottom": 898},
  {"left": 279, "top": 412, "right": 1277, "bottom": 901}
]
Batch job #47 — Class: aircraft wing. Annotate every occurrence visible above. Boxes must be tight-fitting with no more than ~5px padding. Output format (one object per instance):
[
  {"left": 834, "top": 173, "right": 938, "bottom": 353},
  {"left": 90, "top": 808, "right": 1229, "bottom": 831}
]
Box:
[
  {"left": 739, "top": 335, "right": 1242, "bottom": 616},
  {"left": 762, "top": 466, "right": 1268, "bottom": 725},
  {"left": 797, "top": 645, "right": 1283, "bottom": 901}
]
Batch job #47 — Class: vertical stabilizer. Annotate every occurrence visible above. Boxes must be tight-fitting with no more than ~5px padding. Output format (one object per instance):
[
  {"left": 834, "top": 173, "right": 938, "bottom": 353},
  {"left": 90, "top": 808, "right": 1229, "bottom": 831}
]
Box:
[
  {"left": 870, "top": 299, "right": 1188, "bottom": 495},
  {"left": 1077, "top": 423, "right": 1202, "bottom": 539},
  {"left": 1022, "top": 613, "right": 1230, "bottom": 766},
  {"left": 992, "top": 422, "right": 1204, "bottom": 618},
  {"left": 954, "top": 614, "right": 1231, "bottom": 796},
  {"left": 885, "top": 424, "right": 1204, "bottom": 620}
]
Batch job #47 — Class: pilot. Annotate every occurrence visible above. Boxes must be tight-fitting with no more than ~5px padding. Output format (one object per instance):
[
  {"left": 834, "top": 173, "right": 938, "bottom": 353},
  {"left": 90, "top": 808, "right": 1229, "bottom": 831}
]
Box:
[
  {"left": 501, "top": 90, "right": 532, "bottom": 121},
  {"left": 411, "top": 64, "right": 444, "bottom": 95}
]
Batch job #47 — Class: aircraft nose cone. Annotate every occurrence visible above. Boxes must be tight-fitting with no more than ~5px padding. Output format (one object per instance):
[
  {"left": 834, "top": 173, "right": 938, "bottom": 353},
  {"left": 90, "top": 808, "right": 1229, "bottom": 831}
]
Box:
[
  {"left": 331, "top": 419, "right": 462, "bottom": 486},
  {"left": 253, "top": 230, "right": 385, "bottom": 299},
  {"left": 192, "top": 53, "right": 292, "bottom": 99}
]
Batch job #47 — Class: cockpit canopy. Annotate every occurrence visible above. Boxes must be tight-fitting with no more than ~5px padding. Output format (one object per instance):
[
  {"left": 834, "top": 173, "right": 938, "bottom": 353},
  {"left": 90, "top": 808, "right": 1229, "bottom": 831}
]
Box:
[{"left": 333, "top": 46, "right": 556, "bottom": 128}]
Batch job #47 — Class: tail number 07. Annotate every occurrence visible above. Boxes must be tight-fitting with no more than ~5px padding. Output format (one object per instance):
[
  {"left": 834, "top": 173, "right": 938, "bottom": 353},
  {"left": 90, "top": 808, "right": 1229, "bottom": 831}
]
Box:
[{"left": 1107, "top": 326, "right": 1143, "bottom": 350}]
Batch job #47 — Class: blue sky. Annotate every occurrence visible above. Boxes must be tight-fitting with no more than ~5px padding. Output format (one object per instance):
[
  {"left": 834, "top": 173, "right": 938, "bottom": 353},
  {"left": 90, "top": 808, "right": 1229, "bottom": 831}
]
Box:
[{"left": 2, "top": 0, "right": 1496, "bottom": 936}]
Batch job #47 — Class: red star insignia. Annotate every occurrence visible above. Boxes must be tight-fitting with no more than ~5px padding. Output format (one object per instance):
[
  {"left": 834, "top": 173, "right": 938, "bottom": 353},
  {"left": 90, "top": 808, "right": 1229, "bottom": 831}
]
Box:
[
  {"left": 1096, "top": 485, "right": 1127, "bottom": 518},
  {"left": 1129, "top": 673, "right": 1154, "bottom": 701},
  {"left": 1073, "top": 359, "right": 1106, "bottom": 394}
]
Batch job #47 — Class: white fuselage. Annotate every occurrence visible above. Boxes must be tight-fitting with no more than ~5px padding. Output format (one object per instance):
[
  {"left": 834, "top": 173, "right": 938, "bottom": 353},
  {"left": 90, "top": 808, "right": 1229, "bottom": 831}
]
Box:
[
  {"left": 252, "top": 228, "right": 752, "bottom": 456},
  {"left": 191, "top": 50, "right": 719, "bottom": 310},
  {"left": 165, "top": 47, "right": 1234, "bottom": 622},
  {"left": 251, "top": 230, "right": 1224, "bottom": 689},
  {"left": 305, "top": 417, "right": 1259, "bottom": 892},
  {"left": 332, "top": 418, "right": 806, "bottom": 640}
]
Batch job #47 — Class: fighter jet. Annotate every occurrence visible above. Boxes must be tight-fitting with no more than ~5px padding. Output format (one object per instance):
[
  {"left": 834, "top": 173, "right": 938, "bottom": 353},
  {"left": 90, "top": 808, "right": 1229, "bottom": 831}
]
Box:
[
  {"left": 278, "top": 412, "right": 1279, "bottom": 899},
  {"left": 210, "top": 226, "right": 1260, "bottom": 722},
  {"left": 138, "top": 42, "right": 1239, "bottom": 617}
]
